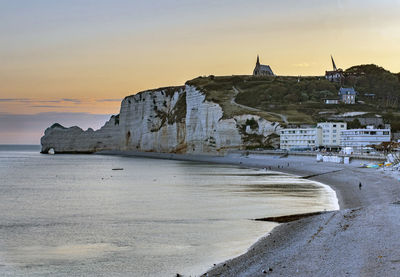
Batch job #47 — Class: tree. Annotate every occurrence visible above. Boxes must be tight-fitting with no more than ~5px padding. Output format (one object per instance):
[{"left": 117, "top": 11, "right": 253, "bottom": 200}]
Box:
[{"left": 347, "top": 118, "right": 362, "bottom": 129}]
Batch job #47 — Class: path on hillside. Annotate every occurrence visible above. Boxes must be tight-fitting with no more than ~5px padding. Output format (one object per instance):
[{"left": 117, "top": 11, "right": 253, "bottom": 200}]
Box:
[{"left": 231, "top": 86, "right": 288, "bottom": 124}]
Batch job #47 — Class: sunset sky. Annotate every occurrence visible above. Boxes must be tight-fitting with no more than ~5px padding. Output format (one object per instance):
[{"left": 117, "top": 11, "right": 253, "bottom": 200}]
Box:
[{"left": 1, "top": 0, "right": 400, "bottom": 144}]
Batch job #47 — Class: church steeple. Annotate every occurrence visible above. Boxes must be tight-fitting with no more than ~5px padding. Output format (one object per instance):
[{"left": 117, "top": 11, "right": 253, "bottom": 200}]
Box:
[
  {"left": 331, "top": 55, "right": 337, "bottom": 71},
  {"left": 253, "top": 55, "right": 274, "bottom": 76}
]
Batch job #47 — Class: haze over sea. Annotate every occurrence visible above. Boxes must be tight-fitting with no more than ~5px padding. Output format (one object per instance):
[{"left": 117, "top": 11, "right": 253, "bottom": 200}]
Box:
[{"left": 0, "top": 145, "right": 337, "bottom": 276}]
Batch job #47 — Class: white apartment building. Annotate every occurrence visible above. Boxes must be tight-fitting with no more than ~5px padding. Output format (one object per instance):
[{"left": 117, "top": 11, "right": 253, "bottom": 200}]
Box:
[
  {"left": 280, "top": 127, "right": 322, "bottom": 150},
  {"left": 340, "top": 126, "right": 391, "bottom": 148},
  {"left": 317, "top": 122, "right": 347, "bottom": 147}
]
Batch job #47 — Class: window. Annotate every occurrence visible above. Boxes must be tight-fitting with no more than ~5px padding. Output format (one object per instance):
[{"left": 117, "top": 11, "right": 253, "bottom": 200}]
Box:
[
  {"left": 341, "top": 124, "right": 344, "bottom": 128},
  {"left": 383, "top": 131, "right": 389, "bottom": 135}
]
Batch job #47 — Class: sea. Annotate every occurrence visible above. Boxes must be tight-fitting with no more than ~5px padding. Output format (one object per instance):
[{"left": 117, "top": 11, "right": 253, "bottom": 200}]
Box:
[{"left": 0, "top": 145, "right": 338, "bottom": 276}]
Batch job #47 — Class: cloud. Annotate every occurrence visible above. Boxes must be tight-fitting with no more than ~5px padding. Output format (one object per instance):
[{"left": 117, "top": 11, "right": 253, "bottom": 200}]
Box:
[
  {"left": 0, "top": 112, "right": 112, "bottom": 144},
  {"left": 0, "top": 98, "right": 68, "bottom": 104},
  {"left": 30, "top": 105, "right": 72, "bottom": 108},
  {"left": 0, "top": 98, "right": 121, "bottom": 105},
  {"left": 62, "top": 98, "right": 82, "bottom": 103},
  {"left": 0, "top": 97, "right": 121, "bottom": 116},
  {"left": 0, "top": 98, "right": 82, "bottom": 104},
  {"left": 0, "top": 98, "right": 31, "bottom": 102},
  {"left": 96, "top": 98, "right": 122, "bottom": 102},
  {"left": 40, "top": 100, "right": 64, "bottom": 103},
  {"left": 292, "top": 63, "right": 311, "bottom": 68}
]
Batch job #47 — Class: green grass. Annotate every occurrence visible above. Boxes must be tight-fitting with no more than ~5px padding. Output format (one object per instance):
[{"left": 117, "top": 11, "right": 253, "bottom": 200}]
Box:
[
  {"left": 132, "top": 66, "right": 400, "bottom": 129},
  {"left": 186, "top": 73, "right": 400, "bottom": 127},
  {"left": 186, "top": 76, "right": 283, "bottom": 122},
  {"left": 187, "top": 75, "right": 340, "bottom": 124}
]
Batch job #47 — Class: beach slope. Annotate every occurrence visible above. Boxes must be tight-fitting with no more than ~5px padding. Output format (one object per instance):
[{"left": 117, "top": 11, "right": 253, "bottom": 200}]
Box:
[
  {"left": 98, "top": 151, "right": 400, "bottom": 276},
  {"left": 205, "top": 203, "right": 400, "bottom": 276}
]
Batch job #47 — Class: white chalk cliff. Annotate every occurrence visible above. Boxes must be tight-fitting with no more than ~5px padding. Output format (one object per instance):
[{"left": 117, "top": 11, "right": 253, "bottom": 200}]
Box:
[{"left": 41, "top": 85, "right": 280, "bottom": 154}]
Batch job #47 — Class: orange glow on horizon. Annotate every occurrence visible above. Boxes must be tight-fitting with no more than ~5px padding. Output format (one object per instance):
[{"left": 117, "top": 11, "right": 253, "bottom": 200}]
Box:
[{"left": 1, "top": 0, "right": 400, "bottom": 115}]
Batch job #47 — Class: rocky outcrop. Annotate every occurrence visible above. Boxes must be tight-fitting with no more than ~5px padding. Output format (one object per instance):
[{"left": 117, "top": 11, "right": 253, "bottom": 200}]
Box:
[
  {"left": 185, "top": 85, "right": 242, "bottom": 153},
  {"left": 41, "top": 117, "right": 121, "bottom": 154},
  {"left": 41, "top": 85, "right": 281, "bottom": 154},
  {"left": 119, "top": 86, "right": 187, "bottom": 153}
]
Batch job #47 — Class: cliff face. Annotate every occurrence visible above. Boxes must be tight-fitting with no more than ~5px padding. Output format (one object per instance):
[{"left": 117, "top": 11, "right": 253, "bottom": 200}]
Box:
[
  {"left": 119, "top": 86, "right": 186, "bottom": 153},
  {"left": 40, "top": 117, "right": 121, "bottom": 154},
  {"left": 41, "top": 85, "right": 280, "bottom": 154},
  {"left": 186, "top": 85, "right": 242, "bottom": 153}
]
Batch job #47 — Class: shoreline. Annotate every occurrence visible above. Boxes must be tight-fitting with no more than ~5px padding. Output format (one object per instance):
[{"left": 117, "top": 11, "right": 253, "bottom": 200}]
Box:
[
  {"left": 98, "top": 150, "right": 397, "bottom": 209},
  {"left": 98, "top": 150, "right": 400, "bottom": 276}
]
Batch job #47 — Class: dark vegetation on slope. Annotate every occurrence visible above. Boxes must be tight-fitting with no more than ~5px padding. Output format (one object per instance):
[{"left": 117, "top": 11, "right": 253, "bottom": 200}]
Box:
[
  {"left": 168, "top": 92, "right": 186, "bottom": 124},
  {"left": 186, "top": 76, "right": 283, "bottom": 122},
  {"left": 132, "top": 85, "right": 185, "bottom": 97},
  {"left": 126, "top": 64, "right": 400, "bottom": 131},
  {"left": 345, "top": 64, "right": 400, "bottom": 105},
  {"left": 151, "top": 89, "right": 187, "bottom": 132},
  {"left": 187, "top": 65, "right": 400, "bottom": 131}
]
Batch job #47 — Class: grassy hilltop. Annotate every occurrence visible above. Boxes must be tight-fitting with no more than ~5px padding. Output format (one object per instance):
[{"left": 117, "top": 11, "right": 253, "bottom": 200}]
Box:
[{"left": 187, "top": 64, "right": 400, "bottom": 131}]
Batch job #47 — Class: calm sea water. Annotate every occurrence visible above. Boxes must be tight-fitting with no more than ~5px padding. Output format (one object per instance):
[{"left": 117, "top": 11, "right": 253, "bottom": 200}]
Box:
[{"left": 0, "top": 145, "right": 338, "bottom": 276}]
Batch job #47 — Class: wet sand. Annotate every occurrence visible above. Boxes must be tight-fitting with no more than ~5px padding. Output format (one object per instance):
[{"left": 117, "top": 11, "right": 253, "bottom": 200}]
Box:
[{"left": 99, "top": 151, "right": 400, "bottom": 276}]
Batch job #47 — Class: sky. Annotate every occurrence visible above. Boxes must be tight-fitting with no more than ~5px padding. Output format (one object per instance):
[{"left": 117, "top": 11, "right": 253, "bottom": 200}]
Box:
[{"left": 1, "top": 0, "right": 400, "bottom": 144}]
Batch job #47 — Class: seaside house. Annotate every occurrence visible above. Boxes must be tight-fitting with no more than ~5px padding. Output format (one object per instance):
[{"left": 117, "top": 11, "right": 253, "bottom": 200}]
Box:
[
  {"left": 280, "top": 127, "right": 322, "bottom": 150},
  {"left": 339, "top": 87, "right": 357, "bottom": 104},
  {"left": 317, "top": 122, "right": 347, "bottom": 149},
  {"left": 340, "top": 126, "right": 391, "bottom": 149}
]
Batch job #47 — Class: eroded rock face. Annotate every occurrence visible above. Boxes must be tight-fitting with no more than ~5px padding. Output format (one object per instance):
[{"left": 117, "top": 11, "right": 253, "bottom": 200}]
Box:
[
  {"left": 185, "top": 85, "right": 242, "bottom": 153},
  {"left": 40, "top": 116, "right": 121, "bottom": 154},
  {"left": 119, "top": 87, "right": 187, "bottom": 153},
  {"left": 40, "top": 85, "right": 280, "bottom": 154}
]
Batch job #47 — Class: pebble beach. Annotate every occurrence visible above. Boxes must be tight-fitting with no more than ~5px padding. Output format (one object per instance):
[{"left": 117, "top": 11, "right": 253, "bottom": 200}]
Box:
[{"left": 100, "top": 150, "right": 400, "bottom": 276}]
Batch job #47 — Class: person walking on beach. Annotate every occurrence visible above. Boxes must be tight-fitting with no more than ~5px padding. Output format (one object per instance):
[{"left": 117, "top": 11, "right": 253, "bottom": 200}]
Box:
[{"left": 359, "top": 182, "right": 362, "bottom": 190}]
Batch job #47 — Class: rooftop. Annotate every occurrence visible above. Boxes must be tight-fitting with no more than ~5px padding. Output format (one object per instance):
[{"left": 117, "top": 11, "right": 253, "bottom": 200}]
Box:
[{"left": 339, "top": 87, "right": 357, "bottom": 95}]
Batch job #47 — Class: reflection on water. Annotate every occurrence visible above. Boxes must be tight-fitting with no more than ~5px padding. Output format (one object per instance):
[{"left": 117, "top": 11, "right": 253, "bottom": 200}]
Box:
[
  {"left": 9, "top": 243, "right": 125, "bottom": 263},
  {"left": 0, "top": 146, "right": 338, "bottom": 276}
]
